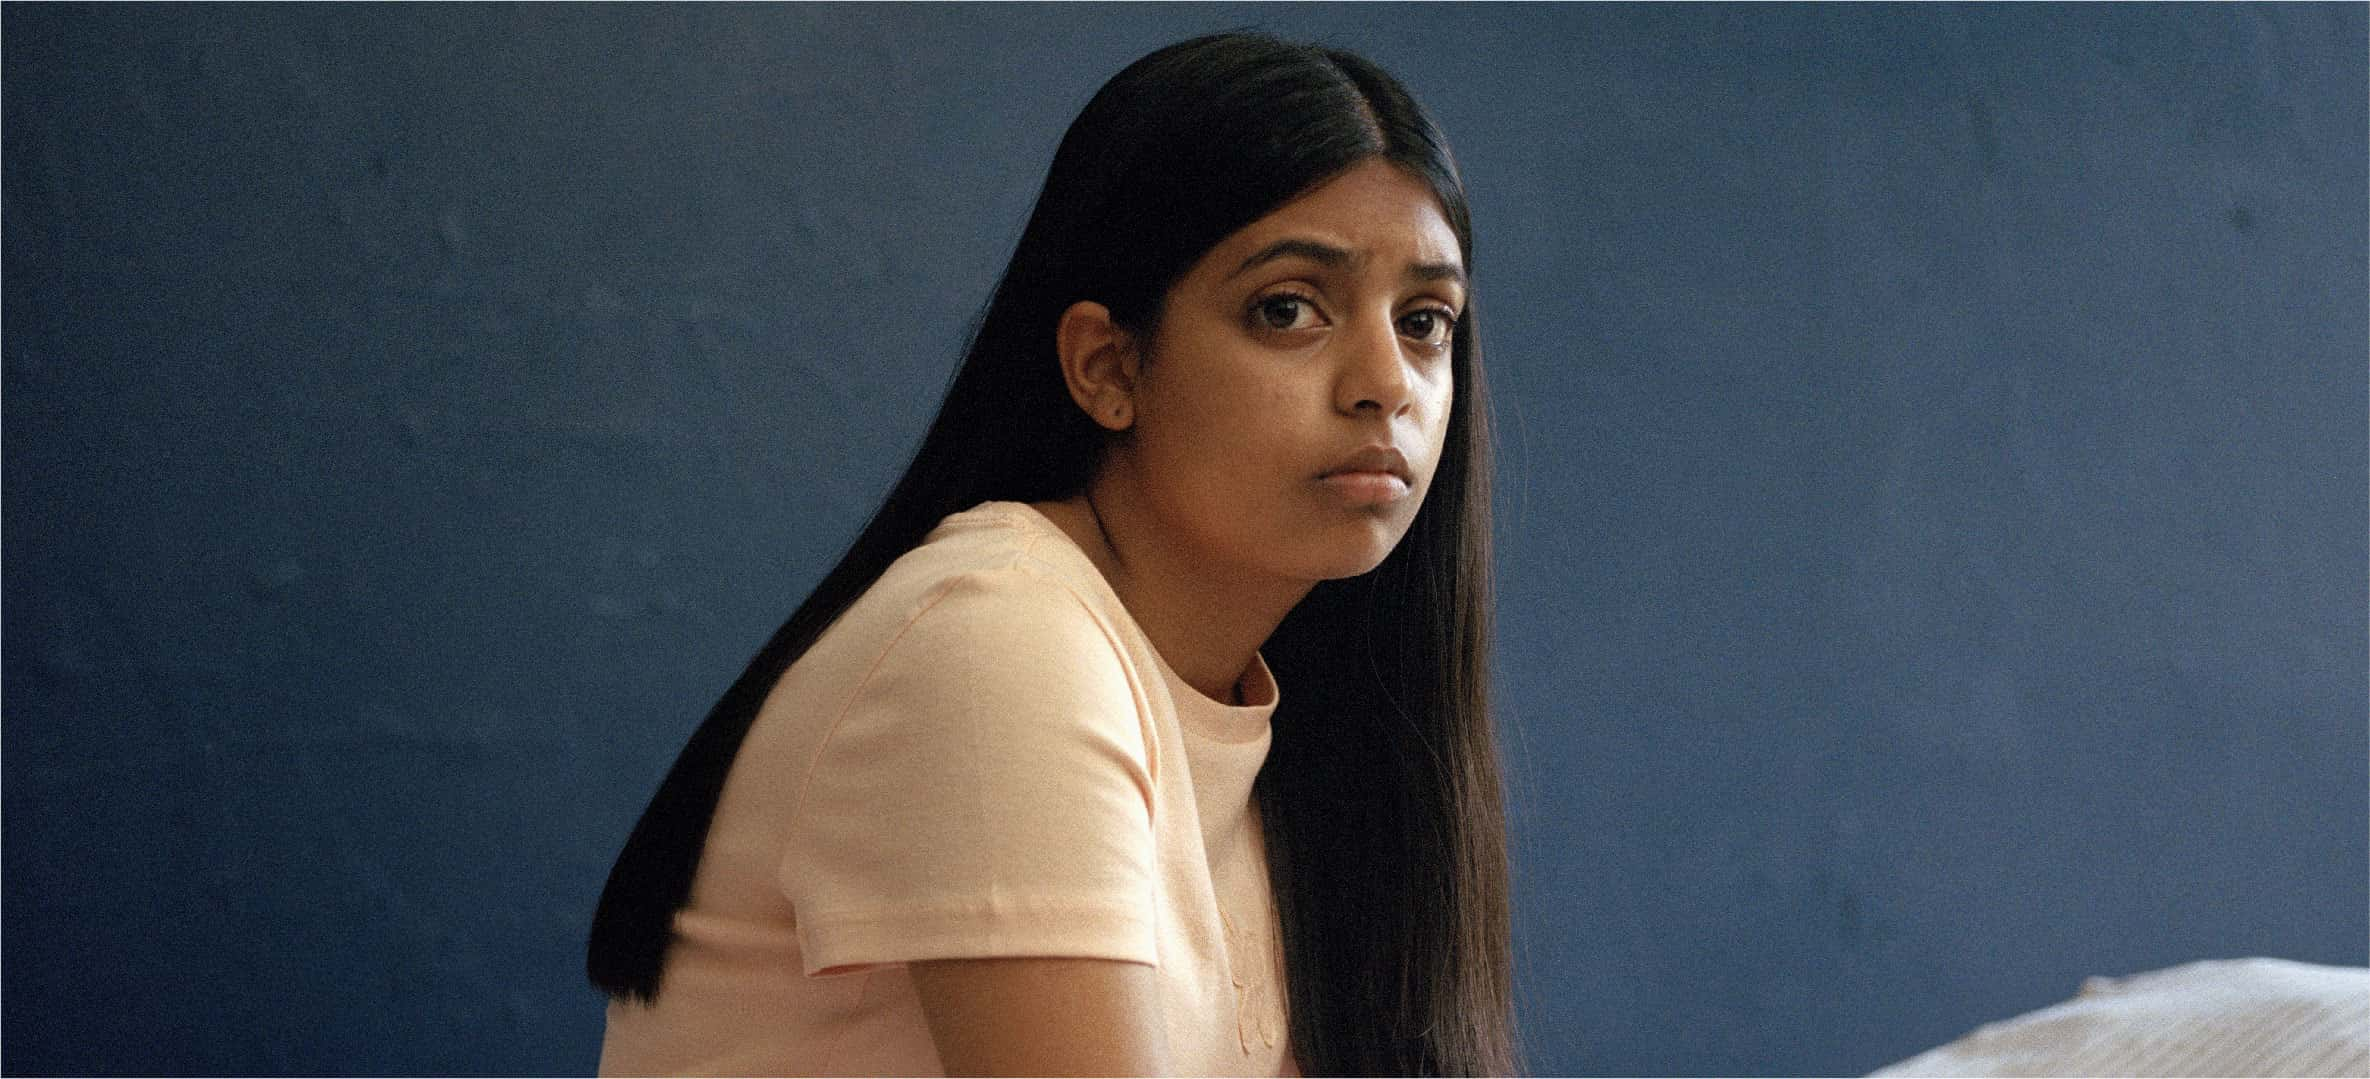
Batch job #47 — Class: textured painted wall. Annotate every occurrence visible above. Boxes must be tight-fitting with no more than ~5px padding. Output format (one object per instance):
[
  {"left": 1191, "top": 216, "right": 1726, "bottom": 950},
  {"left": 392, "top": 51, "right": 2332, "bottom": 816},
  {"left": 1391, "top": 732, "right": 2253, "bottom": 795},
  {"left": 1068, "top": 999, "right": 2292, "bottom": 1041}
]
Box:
[{"left": 5, "top": 5, "right": 2362, "bottom": 1075}]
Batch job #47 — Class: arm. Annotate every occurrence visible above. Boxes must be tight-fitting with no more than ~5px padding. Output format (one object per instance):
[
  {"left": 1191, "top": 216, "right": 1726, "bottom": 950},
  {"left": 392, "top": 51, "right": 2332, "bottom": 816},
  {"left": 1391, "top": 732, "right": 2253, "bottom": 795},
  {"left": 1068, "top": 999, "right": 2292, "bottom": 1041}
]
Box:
[{"left": 911, "top": 956, "right": 1174, "bottom": 1077}]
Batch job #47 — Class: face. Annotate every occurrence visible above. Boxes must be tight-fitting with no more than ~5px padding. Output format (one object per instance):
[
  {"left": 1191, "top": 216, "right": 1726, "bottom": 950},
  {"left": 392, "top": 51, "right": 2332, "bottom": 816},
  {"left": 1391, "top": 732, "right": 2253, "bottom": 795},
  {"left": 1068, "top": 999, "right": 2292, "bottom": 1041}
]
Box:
[{"left": 1106, "top": 157, "right": 1465, "bottom": 582}]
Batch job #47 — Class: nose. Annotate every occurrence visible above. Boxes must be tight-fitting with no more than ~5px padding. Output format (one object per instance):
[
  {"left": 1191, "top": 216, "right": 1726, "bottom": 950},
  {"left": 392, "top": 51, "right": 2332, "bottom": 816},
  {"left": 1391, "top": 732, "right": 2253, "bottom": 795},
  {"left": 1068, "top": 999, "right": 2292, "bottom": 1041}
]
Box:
[{"left": 1334, "top": 311, "right": 1415, "bottom": 418}]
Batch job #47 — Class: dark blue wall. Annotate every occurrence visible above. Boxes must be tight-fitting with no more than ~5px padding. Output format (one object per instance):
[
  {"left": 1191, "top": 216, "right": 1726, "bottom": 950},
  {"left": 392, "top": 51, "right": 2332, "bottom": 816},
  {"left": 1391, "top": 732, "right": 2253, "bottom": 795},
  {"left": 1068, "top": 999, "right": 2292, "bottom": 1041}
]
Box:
[{"left": 6, "top": 5, "right": 2362, "bottom": 1075}]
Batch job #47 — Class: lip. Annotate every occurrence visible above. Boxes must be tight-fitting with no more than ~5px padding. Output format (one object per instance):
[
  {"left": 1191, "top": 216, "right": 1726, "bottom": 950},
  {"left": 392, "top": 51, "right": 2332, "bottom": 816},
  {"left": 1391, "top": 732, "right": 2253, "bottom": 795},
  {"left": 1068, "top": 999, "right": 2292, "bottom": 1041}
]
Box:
[
  {"left": 1318, "top": 444, "right": 1413, "bottom": 485},
  {"left": 1319, "top": 471, "right": 1411, "bottom": 503},
  {"left": 1317, "top": 444, "right": 1414, "bottom": 504}
]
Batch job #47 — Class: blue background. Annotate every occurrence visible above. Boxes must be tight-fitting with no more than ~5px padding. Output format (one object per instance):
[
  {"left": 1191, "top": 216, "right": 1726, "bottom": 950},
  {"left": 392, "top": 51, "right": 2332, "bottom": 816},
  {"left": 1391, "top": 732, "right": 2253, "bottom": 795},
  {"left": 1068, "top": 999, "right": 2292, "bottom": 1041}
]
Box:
[{"left": 6, "top": 5, "right": 2363, "bottom": 1075}]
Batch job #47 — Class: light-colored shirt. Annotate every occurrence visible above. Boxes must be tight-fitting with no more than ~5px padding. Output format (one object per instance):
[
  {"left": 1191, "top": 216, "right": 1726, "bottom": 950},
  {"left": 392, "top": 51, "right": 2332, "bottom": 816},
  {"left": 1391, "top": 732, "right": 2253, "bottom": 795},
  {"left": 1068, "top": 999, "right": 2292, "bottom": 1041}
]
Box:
[{"left": 599, "top": 500, "right": 1300, "bottom": 1076}]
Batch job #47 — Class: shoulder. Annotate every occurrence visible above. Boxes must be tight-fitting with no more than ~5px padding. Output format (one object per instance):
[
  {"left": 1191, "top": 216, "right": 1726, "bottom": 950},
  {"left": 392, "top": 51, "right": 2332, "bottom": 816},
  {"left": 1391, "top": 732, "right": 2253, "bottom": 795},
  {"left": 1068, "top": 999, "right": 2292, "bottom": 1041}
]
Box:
[
  {"left": 759, "top": 501, "right": 1156, "bottom": 787},
  {"left": 786, "top": 516, "right": 1163, "bottom": 824},
  {"left": 827, "top": 502, "right": 1114, "bottom": 653},
  {"left": 887, "top": 563, "right": 1122, "bottom": 679},
  {"left": 865, "top": 509, "right": 1118, "bottom": 660},
  {"left": 809, "top": 506, "right": 1143, "bottom": 725}
]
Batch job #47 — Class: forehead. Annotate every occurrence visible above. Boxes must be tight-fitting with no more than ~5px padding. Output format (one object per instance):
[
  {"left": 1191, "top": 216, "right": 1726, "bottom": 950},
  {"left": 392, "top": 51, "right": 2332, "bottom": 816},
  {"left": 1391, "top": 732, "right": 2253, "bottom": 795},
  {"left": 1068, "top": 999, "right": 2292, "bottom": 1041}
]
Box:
[{"left": 1200, "top": 159, "right": 1462, "bottom": 279}]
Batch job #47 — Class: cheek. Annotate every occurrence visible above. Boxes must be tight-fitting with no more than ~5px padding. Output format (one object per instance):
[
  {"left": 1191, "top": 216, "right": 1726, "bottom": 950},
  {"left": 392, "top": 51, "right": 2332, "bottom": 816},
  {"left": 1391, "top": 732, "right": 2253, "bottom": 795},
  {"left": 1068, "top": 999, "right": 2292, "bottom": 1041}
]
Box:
[
  {"left": 1417, "top": 375, "right": 1455, "bottom": 477},
  {"left": 1145, "top": 357, "right": 1298, "bottom": 470},
  {"left": 1187, "top": 393, "right": 1294, "bottom": 491}
]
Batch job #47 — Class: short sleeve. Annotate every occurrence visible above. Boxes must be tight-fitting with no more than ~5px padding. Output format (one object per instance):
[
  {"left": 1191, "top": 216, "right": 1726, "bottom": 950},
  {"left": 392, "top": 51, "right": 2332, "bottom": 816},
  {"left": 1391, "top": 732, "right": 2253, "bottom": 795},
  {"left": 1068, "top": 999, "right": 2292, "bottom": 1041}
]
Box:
[{"left": 777, "top": 567, "right": 1160, "bottom": 977}]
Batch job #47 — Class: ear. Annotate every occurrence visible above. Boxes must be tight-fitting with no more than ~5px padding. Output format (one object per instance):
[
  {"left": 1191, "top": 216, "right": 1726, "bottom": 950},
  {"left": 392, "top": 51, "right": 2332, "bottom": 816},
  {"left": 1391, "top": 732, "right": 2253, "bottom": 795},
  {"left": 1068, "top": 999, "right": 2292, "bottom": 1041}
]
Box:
[{"left": 1055, "top": 300, "right": 1141, "bottom": 432}]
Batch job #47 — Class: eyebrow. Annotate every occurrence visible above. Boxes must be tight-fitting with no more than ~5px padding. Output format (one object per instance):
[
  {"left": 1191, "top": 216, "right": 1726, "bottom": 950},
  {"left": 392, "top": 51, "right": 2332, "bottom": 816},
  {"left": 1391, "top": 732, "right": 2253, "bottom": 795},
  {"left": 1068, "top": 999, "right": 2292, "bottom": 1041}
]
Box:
[{"left": 1229, "top": 238, "right": 1467, "bottom": 289}]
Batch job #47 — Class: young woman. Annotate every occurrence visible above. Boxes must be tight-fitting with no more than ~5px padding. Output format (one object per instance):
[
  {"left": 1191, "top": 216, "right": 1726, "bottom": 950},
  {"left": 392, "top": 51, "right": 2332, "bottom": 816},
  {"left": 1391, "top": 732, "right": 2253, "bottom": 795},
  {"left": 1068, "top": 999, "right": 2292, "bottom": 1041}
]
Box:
[{"left": 589, "top": 31, "right": 1518, "bottom": 1077}]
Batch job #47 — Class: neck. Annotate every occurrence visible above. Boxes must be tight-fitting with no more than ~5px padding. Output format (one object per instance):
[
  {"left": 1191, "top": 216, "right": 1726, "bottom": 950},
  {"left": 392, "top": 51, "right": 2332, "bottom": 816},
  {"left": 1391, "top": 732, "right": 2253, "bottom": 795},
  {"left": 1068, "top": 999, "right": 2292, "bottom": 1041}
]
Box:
[{"left": 1033, "top": 482, "right": 1310, "bottom": 706}]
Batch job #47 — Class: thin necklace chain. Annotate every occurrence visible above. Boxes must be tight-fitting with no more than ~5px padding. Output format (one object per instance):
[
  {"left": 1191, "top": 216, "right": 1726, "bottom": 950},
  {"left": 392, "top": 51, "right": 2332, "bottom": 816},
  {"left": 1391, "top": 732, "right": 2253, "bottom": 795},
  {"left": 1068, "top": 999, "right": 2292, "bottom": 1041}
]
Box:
[{"left": 1085, "top": 490, "right": 1247, "bottom": 708}]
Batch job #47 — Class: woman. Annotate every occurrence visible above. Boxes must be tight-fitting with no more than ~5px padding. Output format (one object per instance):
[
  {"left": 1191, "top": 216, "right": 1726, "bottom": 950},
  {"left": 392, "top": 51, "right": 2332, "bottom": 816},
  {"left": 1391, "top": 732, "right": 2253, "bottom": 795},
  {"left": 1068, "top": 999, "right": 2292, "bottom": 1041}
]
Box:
[{"left": 589, "top": 31, "right": 1517, "bottom": 1077}]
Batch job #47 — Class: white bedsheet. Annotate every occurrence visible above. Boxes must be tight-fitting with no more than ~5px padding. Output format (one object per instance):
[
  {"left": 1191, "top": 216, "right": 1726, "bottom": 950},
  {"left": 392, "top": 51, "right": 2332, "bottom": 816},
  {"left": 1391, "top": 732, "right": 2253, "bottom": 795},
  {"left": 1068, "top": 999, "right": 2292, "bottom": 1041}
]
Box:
[{"left": 1870, "top": 957, "right": 2369, "bottom": 1078}]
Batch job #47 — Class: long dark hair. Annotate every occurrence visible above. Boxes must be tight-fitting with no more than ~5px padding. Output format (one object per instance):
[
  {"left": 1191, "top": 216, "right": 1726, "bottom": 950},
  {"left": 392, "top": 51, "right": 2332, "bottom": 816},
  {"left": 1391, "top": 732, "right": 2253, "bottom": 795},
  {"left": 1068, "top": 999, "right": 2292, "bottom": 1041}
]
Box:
[{"left": 588, "top": 31, "right": 1519, "bottom": 1077}]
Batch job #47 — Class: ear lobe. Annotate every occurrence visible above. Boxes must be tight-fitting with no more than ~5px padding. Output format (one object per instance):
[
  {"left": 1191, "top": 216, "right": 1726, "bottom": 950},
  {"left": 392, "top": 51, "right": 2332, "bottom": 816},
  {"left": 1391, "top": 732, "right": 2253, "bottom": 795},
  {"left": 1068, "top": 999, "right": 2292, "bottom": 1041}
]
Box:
[{"left": 1055, "top": 301, "right": 1140, "bottom": 432}]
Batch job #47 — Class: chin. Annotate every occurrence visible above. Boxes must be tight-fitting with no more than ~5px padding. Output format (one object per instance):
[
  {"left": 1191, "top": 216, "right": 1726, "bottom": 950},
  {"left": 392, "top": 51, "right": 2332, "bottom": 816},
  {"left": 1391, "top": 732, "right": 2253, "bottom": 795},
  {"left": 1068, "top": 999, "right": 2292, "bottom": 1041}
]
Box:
[{"left": 1301, "top": 515, "right": 1413, "bottom": 581}]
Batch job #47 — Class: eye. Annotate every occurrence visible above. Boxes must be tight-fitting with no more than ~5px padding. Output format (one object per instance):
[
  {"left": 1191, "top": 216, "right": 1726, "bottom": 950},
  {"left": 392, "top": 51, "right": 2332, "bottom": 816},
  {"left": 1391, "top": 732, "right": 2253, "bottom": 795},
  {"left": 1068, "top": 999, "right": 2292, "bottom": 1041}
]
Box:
[
  {"left": 1251, "top": 291, "right": 1323, "bottom": 333},
  {"left": 1397, "top": 307, "right": 1459, "bottom": 348}
]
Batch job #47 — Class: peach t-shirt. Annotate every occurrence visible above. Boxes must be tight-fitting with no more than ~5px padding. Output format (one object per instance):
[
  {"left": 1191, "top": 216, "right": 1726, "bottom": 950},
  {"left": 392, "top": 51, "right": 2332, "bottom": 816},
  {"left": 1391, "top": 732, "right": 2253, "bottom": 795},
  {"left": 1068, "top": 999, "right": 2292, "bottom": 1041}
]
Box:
[{"left": 598, "top": 500, "right": 1300, "bottom": 1076}]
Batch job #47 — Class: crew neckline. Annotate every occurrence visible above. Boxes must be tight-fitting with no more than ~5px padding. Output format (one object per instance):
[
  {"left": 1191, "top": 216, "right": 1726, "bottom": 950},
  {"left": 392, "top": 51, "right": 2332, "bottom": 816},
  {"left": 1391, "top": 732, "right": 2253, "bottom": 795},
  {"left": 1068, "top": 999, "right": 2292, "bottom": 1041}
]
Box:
[{"left": 971, "top": 500, "right": 1280, "bottom": 745}]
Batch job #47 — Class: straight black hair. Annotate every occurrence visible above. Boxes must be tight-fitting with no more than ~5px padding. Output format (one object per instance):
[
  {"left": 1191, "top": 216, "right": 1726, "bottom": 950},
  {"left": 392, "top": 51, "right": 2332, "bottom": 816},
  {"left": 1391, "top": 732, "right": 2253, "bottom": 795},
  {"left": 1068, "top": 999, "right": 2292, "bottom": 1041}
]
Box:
[{"left": 588, "top": 31, "right": 1520, "bottom": 1076}]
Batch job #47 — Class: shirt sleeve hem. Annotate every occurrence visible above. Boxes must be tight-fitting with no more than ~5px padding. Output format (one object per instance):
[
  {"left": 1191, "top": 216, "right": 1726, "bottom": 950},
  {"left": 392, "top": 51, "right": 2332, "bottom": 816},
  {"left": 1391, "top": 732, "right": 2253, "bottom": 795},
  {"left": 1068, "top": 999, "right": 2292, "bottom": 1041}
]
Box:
[{"left": 796, "top": 899, "right": 1160, "bottom": 977}]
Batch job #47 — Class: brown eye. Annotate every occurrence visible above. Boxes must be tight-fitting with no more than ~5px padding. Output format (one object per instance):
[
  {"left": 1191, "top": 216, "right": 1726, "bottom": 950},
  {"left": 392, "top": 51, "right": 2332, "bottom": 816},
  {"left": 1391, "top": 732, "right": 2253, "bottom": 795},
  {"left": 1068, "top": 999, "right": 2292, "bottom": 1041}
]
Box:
[
  {"left": 1398, "top": 308, "right": 1457, "bottom": 346},
  {"left": 1254, "top": 294, "right": 1314, "bottom": 331}
]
